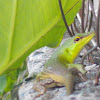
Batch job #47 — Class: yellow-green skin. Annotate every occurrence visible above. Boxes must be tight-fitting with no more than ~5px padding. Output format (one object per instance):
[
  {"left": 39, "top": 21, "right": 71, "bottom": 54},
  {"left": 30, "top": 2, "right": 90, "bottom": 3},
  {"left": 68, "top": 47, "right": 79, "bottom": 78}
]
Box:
[{"left": 34, "top": 32, "right": 95, "bottom": 97}]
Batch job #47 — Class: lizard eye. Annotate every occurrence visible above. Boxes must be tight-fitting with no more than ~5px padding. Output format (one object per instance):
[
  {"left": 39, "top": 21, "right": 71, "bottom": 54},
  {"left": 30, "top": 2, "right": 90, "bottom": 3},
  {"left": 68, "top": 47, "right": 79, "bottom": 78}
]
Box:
[{"left": 74, "top": 36, "right": 81, "bottom": 43}]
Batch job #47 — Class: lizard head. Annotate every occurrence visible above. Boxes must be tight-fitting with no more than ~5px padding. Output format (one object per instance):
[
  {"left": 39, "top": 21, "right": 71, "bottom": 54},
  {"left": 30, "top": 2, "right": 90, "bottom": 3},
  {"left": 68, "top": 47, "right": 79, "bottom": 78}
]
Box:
[{"left": 59, "top": 32, "right": 95, "bottom": 63}]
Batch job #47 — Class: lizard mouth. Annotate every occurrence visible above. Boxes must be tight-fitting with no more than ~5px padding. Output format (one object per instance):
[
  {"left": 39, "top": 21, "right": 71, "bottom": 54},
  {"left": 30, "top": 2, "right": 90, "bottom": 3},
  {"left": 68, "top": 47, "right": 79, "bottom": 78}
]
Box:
[
  {"left": 78, "top": 32, "right": 95, "bottom": 48},
  {"left": 82, "top": 32, "right": 95, "bottom": 41}
]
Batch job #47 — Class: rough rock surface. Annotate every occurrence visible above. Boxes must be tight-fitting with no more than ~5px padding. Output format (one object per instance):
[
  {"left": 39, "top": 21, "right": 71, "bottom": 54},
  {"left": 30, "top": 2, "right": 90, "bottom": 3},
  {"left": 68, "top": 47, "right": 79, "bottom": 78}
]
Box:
[{"left": 18, "top": 42, "right": 100, "bottom": 100}]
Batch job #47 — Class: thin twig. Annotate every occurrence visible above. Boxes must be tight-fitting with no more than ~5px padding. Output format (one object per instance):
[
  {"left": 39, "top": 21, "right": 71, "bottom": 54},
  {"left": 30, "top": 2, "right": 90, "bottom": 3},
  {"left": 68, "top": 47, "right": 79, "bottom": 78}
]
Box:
[
  {"left": 84, "top": 0, "right": 89, "bottom": 30},
  {"left": 99, "top": 5, "right": 100, "bottom": 47},
  {"left": 81, "top": 0, "right": 85, "bottom": 32},
  {"left": 81, "top": 45, "right": 97, "bottom": 65},
  {"left": 95, "top": 2, "right": 100, "bottom": 47},
  {"left": 77, "top": 13, "right": 82, "bottom": 24},
  {"left": 88, "top": 53, "right": 94, "bottom": 64},
  {"left": 95, "top": 67, "right": 100, "bottom": 85},
  {"left": 58, "top": 0, "right": 73, "bottom": 37},
  {"left": 89, "top": 0, "right": 96, "bottom": 21},
  {"left": 87, "top": 0, "right": 93, "bottom": 31},
  {"left": 71, "top": 24, "right": 75, "bottom": 36},
  {"left": 73, "top": 19, "right": 80, "bottom": 33},
  {"left": 88, "top": 11, "right": 93, "bottom": 31}
]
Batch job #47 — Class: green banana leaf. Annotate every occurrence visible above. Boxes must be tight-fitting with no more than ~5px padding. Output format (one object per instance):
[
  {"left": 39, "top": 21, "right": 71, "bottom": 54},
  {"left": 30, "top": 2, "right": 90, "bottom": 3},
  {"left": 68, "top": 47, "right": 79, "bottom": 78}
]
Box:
[{"left": 0, "top": 0, "right": 82, "bottom": 93}]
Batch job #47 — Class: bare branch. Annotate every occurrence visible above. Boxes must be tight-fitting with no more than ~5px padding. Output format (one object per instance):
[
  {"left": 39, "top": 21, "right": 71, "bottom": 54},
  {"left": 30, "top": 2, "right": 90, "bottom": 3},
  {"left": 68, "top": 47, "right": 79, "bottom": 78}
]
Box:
[
  {"left": 73, "top": 19, "right": 80, "bottom": 33},
  {"left": 58, "top": 0, "right": 73, "bottom": 37},
  {"left": 81, "top": 45, "right": 97, "bottom": 65},
  {"left": 89, "top": 0, "right": 96, "bottom": 21},
  {"left": 81, "top": 0, "right": 85, "bottom": 32},
  {"left": 87, "top": 11, "right": 93, "bottom": 31},
  {"left": 84, "top": 0, "right": 89, "bottom": 30},
  {"left": 95, "top": 2, "right": 100, "bottom": 47},
  {"left": 71, "top": 24, "right": 75, "bottom": 36}
]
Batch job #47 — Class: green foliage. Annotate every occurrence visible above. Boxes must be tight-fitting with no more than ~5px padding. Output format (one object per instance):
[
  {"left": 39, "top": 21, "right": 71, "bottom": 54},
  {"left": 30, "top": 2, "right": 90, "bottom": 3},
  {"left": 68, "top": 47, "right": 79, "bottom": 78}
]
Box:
[
  {"left": 0, "top": 75, "right": 7, "bottom": 94},
  {"left": 0, "top": 0, "right": 82, "bottom": 94},
  {"left": 2, "top": 92, "right": 12, "bottom": 100}
]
